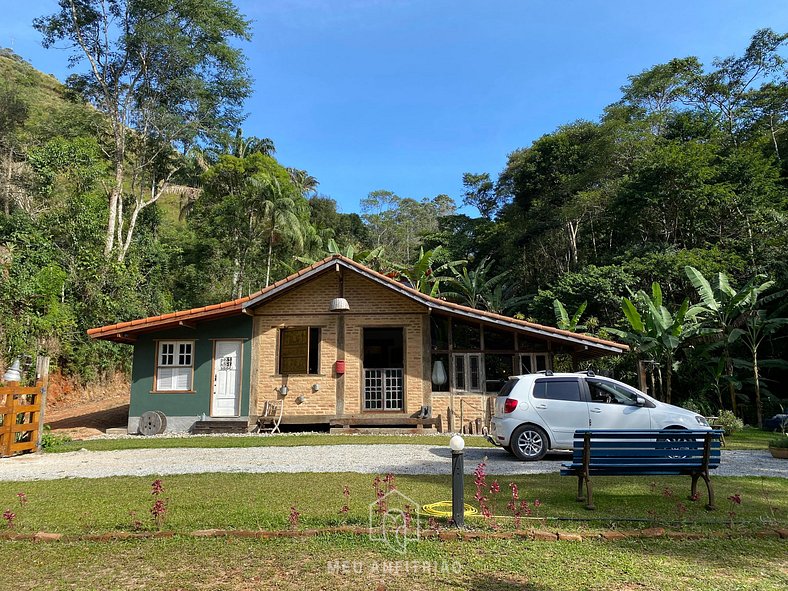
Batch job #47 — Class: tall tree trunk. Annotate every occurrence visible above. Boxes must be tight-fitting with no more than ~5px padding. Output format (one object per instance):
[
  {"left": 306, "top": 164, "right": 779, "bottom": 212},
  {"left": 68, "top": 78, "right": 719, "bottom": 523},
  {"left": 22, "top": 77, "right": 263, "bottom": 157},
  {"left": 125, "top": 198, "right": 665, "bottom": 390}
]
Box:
[
  {"left": 118, "top": 200, "right": 143, "bottom": 262},
  {"left": 665, "top": 352, "right": 673, "bottom": 405},
  {"left": 769, "top": 114, "right": 781, "bottom": 161},
  {"left": 566, "top": 220, "right": 579, "bottom": 269},
  {"left": 105, "top": 155, "right": 124, "bottom": 257},
  {"left": 4, "top": 146, "right": 12, "bottom": 215},
  {"left": 753, "top": 348, "right": 763, "bottom": 428},
  {"left": 265, "top": 224, "right": 275, "bottom": 287},
  {"left": 637, "top": 359, "right": 648, "bottom": 394},
  {"left": 725, "top": 353, "right": 737, "bottom": 414}
]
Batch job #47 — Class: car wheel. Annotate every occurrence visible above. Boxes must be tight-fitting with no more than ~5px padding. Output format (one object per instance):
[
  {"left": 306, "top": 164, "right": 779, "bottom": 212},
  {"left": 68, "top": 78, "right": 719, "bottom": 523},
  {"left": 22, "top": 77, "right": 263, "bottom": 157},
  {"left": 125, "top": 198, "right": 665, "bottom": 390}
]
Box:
[{"left": 510, "top": 424, "right": 548, "bottom": 461}]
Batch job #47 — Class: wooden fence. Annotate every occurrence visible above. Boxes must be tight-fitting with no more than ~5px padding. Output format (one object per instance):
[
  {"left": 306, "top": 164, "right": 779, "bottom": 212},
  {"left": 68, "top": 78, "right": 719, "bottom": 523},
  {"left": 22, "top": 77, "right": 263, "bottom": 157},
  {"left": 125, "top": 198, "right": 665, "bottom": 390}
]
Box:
[{"left": 0, "top": 380, "right": 44, "bottom": 458}]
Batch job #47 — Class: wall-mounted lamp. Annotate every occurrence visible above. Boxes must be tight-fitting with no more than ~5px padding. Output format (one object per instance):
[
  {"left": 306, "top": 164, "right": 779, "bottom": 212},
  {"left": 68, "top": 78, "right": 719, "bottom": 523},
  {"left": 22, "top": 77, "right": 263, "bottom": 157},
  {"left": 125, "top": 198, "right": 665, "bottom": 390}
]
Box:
[
  {"left": 312, "top": 383, "right": 320, "bottom": 392},
  {"left": 295, "top": 395, "right": 307, "bottom": 405},
  {"left": 278, "top": 385, "right": 289, "bottom": 397}
]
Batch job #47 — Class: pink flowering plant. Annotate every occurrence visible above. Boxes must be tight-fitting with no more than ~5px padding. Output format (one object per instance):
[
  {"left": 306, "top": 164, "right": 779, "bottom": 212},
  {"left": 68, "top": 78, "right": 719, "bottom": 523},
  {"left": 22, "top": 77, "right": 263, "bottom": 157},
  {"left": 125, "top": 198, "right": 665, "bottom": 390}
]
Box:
[
  {"left": 338, "top": 485, "right": 351, "bottom": 521},
  {"left": 289, "top": 505, "right": 301, "bottom": 529},
  {"left": 3, "top": 491, "right": 29, "bottom": 530},
  {"left": 727, "top": 493, "right": 742, "bottom": 528},
  {"left": 2, "top": 509, "right": 15, "bottom": 529},
  {"left": 473, "top": 460, "right": 492, "bottom": 523},
  {"left": 149, "top": 479, "right": 168, "bottom": 530},
  {"left": 372, "top": 473, "right": 397, "bottom": 517}
]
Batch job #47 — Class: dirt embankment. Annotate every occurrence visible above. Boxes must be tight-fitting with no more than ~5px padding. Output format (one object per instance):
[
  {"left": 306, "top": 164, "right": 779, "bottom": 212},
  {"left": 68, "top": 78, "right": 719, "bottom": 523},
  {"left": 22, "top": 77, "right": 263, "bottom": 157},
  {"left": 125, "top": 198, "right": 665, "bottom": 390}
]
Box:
[{"left": 43, "top": 372, "right": 130, "bottom": 440}]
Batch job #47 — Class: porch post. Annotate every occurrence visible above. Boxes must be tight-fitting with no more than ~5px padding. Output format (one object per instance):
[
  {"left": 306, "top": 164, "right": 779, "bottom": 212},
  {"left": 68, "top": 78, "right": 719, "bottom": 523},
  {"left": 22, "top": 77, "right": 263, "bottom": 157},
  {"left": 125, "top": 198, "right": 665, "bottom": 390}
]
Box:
[{"left": 336, "top": 313, "right": 345, "bottom": 416}]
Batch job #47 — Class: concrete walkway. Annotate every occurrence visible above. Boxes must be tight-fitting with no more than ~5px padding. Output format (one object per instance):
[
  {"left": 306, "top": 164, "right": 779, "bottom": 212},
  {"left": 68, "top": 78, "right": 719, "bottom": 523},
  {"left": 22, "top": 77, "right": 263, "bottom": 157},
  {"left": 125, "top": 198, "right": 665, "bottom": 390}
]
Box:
[{"left": 0, "top": 445, "right": 786, "bottom": 481}]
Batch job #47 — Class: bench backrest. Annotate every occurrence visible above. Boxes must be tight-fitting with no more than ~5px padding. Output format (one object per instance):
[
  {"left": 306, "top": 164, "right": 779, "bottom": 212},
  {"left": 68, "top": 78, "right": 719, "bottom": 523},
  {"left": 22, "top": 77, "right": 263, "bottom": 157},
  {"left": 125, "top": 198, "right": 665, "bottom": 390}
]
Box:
[{"left": 571, "top": 429, "right": 723, "bottom": 469}]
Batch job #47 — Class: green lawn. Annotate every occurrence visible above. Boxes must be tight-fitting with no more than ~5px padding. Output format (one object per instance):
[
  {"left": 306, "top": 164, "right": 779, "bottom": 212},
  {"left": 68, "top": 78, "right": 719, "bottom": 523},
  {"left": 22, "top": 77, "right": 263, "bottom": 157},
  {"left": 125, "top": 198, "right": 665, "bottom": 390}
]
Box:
[
  {"left": 44, "top": 426, "right": 776, "bottom": 453},
  {"left": 1, "top": 535, "right": 785, "bottom": 591},
  {"left": 1, "top": 472, "right": 785, "bottom": 590},
  {"left": 0, "top": 472, "right": 784, "bottom": 534},
  {"left": 725, "top": 427, "right": 781, "bottom": 450},
  {"left": 45, "top": 433, "right": 494, "bottom": 453}
]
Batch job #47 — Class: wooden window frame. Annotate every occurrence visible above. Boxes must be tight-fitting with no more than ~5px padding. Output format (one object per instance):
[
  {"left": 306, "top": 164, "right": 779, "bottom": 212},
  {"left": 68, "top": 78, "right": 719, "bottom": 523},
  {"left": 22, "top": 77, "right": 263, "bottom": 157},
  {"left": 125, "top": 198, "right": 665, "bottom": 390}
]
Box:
[
  {"left": 153, "top": 340, "right": 195, "bottom": 393},
  {"left": 277, "top": 327, "right": 321, "bottom": 376},
  {"left": 452, "top": 352, "right": 483, "bottom": 393}
]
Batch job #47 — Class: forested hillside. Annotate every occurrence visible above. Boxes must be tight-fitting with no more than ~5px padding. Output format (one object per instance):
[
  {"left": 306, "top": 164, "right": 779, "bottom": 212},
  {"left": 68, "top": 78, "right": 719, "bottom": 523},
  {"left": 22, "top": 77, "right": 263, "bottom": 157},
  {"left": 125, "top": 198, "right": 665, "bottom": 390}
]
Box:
[{"left": 0, "top": 9, "right": 786, "bottom": 425}]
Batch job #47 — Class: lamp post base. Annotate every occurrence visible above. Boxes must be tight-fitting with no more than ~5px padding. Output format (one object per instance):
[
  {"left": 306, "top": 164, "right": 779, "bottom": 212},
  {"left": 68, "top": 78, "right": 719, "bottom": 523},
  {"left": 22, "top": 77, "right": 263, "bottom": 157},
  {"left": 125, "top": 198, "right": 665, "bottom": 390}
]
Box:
[{"left": 451, "top": 450, "right": 464, "bottom": 528}]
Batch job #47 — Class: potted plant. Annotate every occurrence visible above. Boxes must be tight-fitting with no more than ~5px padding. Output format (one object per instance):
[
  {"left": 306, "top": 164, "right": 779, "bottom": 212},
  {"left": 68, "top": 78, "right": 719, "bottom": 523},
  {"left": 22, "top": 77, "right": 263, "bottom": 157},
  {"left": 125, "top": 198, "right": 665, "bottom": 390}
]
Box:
[{"left": 768, "top": 434, "right": 788, "bottom": 459}]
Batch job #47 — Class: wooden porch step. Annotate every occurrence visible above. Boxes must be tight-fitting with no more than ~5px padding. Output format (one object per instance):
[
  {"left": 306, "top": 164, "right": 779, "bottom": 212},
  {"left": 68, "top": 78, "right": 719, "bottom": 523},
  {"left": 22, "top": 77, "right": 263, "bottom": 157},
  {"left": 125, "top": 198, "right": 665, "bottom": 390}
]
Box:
[
  {"left": 191, "top": 420, "right": 249, "bottom": 435},
  {"left": 329, "top": 415, "right": 439, "bottom": 433},
  {"left": 329, "top": 426, "right": 437, "bottom": 435}
]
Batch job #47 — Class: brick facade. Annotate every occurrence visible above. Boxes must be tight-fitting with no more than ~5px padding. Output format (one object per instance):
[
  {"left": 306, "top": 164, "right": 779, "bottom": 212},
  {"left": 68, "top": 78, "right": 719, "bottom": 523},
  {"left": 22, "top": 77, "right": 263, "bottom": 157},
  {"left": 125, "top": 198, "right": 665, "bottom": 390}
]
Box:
[
  {"left": 250, "top": 269, "right": 430, "bottom": 421},
  {"left": 431, "top": 392, "right": 493, "bottom": 434}
]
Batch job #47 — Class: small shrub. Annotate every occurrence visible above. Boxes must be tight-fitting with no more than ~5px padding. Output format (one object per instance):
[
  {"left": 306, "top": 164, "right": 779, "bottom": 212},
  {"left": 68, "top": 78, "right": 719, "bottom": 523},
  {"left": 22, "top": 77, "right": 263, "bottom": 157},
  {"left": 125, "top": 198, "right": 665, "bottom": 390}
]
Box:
[
  {"left": 716, "top": 410, "right": 744, "bottom": 435},
  {"left": 682, "top": 398, "right": 712, "bottom": 416},
  {"left": 768, "top": 435, "right": 788, "bottom": 448},
  {"left": 40, "top": 425, "right": 72, "bottom": 450}
]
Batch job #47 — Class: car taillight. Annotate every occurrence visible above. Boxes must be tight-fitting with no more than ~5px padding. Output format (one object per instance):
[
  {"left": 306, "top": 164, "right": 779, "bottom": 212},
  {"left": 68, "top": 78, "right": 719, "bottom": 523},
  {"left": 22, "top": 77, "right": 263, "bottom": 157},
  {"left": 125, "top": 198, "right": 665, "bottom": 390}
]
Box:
[{"left": 504, "top": 398, "right": 518, "bottom": 413}]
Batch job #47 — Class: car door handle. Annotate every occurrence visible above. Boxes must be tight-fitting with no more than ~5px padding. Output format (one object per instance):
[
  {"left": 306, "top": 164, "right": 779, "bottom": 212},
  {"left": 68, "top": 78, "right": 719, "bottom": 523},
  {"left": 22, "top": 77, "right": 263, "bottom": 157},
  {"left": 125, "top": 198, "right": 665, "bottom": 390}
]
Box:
[
  {"left": 535, "top": 404, "right": 547, "bottom": 410},
  {"left": 590, "top": 408, "right": 602, "bottom": 413}
]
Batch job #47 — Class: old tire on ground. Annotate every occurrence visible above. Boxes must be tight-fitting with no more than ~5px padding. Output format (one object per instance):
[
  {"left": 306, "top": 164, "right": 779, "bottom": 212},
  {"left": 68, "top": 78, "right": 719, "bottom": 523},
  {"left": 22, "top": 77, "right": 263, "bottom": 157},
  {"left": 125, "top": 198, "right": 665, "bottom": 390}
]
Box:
[
  {"left": 510, "top": 424, "right": 549, "bottom": 461},
  {"left": 139, "top": 410, "right": 167, "bottom": 436}
]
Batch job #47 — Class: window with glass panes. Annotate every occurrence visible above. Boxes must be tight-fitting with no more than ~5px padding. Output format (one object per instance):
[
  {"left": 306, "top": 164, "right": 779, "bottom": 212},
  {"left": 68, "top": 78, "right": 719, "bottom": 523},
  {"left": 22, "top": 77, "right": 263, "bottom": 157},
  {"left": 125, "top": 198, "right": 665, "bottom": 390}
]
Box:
[{"left": 155, "top": 341, "right": 194, "bottom": 391}]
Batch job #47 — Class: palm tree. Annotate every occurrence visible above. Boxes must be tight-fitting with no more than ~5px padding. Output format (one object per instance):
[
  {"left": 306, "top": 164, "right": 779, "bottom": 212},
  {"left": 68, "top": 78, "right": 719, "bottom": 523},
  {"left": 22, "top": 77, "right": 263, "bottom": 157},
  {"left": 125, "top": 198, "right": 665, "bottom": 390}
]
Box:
[
  {"left": 393, "top": 247, "right": 464, "bottom": 297},
  {"left": 443, "top": 257, "right": 528, "bottom": 314},
  {"left": 685, "top": 266, "right": 776, "bottom": 414},
  {"left": 733, "top": 304, "right": 788, "bottom": 427},
  {"left": 246, "top": 176, "right": 306, "bottom": 287},
  {"left": 295, "top": 238, "right": 386, "bottom": 269},
  {"left": 287, "top": 168, "right": 319, "bottom": 197}
]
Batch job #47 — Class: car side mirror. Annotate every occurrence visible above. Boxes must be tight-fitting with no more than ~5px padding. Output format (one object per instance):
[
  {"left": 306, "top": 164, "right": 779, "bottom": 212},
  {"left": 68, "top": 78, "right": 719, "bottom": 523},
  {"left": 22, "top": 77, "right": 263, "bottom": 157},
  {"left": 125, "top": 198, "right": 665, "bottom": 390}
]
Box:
[{"left": 636, "top": 396, "right": 646, "bottom": 407}]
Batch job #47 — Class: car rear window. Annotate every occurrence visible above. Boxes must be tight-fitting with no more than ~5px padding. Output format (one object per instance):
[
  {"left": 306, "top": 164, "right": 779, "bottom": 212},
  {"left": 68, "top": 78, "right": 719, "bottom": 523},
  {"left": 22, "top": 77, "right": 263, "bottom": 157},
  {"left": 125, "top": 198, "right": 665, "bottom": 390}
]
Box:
[
  {"left": 497, "top": 378, "right": 519, "bottom": 396},
  {"left": 533, "top": 378, "right": 582, "bottom": 401}
]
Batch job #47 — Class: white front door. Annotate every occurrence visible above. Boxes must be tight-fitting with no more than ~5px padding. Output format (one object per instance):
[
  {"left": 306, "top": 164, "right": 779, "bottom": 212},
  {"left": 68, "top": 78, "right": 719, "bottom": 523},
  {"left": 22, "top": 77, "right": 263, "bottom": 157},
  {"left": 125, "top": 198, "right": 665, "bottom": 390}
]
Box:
[{"left": 212, "top": 340, "right": 242, "bottom": 417}]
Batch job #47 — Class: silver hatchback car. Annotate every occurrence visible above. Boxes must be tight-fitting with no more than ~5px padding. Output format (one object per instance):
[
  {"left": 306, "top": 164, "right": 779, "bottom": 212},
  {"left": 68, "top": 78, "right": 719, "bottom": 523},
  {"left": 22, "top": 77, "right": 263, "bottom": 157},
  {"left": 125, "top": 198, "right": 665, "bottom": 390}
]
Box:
[{"left": 489, "top": 371, "right": 711, "bottom": 461}]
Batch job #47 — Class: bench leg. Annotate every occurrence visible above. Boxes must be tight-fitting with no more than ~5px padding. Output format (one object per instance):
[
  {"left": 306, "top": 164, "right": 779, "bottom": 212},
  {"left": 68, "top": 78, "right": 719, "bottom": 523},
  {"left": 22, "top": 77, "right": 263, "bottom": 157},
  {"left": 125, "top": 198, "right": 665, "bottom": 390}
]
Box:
[
  {"left": 690, "top": 472, "right": 715, "bottom": 511},
  {"left": 584, "top": 477, "right": 595, "bottom": 511},
  {"left": 576, "top": 475, "right": 585, "bottom": 502}
]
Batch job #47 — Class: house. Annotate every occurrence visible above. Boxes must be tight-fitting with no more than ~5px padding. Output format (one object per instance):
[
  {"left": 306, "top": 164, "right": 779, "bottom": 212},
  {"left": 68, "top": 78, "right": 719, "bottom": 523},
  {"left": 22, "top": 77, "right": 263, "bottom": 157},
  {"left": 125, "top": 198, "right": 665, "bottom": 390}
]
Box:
[{"left": 88, "top": 255, "right": 629, "bottom": 434}]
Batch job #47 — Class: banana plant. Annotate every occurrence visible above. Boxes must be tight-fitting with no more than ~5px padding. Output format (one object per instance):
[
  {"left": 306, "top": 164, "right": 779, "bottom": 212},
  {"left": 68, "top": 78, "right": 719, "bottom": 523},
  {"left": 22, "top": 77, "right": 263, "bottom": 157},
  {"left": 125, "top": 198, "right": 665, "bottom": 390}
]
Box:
[
  {"left": 685, "top": 265, "right": 778, "bottom": 415},
  {"left": 553, "top": 299, "right": 588, "bottom": 332},
  {"left": 607, "top": 282, "right": 701, "bottom": 403}
]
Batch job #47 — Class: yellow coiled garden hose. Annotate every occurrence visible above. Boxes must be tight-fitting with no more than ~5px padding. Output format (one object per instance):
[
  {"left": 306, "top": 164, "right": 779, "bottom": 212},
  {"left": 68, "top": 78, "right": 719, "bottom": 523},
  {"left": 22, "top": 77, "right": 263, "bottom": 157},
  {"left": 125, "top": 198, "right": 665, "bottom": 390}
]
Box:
[{"left": 421, "top": 501, "right": 479, "bottom": 518}]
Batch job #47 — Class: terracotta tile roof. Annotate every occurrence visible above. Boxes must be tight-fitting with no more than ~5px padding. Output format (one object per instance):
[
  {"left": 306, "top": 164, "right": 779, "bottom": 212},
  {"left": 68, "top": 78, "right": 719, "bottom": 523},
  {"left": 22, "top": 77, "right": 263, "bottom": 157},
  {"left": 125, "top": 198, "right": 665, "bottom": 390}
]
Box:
[
  {"left": 88, "top": 254, "right": 628, "bottom": 353},
  {"left": 327, "top": 256, "right": 629, "bottom": 353},
  {"left": 86, "top": 256, "right": 340, "bottom": 340}
]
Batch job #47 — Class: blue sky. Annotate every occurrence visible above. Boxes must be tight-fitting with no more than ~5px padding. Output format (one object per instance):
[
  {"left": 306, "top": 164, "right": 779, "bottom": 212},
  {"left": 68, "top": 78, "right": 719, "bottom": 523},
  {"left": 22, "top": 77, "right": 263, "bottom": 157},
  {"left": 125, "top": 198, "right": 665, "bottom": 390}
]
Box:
[{"left": 1, "top": 1, "right": 785, "bottom": 214}]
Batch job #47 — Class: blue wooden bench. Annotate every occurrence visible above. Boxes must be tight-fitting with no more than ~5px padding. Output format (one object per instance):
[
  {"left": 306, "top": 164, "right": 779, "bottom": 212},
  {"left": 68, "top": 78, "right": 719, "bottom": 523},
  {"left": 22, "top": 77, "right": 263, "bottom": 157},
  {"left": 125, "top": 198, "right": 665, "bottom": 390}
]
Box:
[{"left": 560, "top": 429, "right": 723, "bottom": 511}]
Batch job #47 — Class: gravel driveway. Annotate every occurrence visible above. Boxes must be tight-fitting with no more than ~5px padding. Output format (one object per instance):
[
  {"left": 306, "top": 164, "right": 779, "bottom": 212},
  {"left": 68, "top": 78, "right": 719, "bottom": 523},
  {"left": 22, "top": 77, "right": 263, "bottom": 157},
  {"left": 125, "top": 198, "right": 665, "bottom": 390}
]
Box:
[{"left": 0, "top": 445, "right": 785, "bottom": 481}]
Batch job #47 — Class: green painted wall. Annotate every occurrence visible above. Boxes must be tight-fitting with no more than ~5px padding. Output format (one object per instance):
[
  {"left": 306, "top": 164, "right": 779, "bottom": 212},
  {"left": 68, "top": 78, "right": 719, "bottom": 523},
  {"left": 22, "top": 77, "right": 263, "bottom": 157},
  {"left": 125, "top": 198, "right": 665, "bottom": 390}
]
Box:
[{"left": 129, "top": 315, "right": 253, "bottom": 418}]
